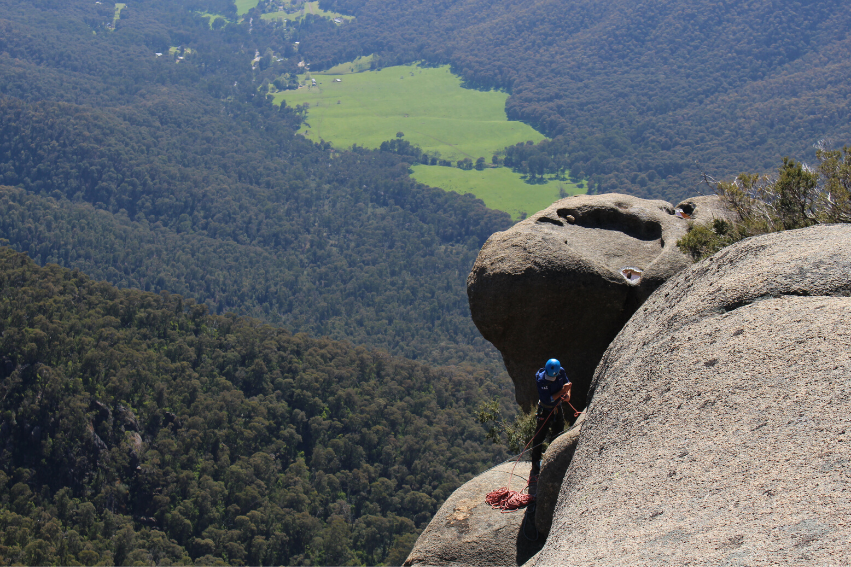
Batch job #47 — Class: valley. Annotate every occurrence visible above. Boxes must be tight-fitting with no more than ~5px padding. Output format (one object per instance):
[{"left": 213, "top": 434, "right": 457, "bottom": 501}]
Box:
[{"left": 0, "top": 0, "right": 848, "bottom": 564}]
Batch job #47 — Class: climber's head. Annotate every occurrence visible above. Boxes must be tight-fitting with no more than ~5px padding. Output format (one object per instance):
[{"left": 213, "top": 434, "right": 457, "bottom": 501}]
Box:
[{"left": 545, "top": 358, "right": 561, "bottom": 378}]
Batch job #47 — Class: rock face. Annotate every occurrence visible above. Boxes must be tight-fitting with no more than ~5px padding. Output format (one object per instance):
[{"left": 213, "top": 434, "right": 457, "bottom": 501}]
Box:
[
  {"left": 535, "top": 225, "right": 851, "bottom": 566},
  {"left": 533, "top": 412, "right": 585, "bottom": 537},
  {"left": 468, "top": 193, "right": 722, "bottom": 409},
  {"left": 673, "top": 195, "right": 738, "bottom": 225},
  {"left": 405, "top": 461, "right": 542, "bottom": 566}
]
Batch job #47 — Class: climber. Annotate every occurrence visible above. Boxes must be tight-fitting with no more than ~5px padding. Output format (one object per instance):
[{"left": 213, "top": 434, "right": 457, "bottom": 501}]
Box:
[{"left": 528, "top": 358, "right": 571, "bottom": 493}]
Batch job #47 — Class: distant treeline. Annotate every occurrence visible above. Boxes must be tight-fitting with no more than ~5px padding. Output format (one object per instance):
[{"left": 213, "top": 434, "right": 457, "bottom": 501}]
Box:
[
  {"left": 0, "top": 248, "right": 510, "bottom": 565},
  {"left": 305, "top": 0, "right": 851, "bottom": 202}
]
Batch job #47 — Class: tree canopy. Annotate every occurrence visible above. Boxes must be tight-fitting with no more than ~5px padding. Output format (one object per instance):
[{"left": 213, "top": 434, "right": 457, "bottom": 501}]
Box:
[{"left": 0, "top": 248, "right": 511, "bottom": 565}]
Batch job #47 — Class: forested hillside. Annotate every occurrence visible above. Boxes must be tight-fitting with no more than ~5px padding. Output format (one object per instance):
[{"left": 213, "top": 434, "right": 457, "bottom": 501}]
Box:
[
  {"left": 0, "top": 248, "right": 509, "bottom": 565},
  {"left": 0, "top": 0, "right": 512, "bottom": 369},
  {"left": 305, "top": 0, "right": 851, "bottom": 202}
]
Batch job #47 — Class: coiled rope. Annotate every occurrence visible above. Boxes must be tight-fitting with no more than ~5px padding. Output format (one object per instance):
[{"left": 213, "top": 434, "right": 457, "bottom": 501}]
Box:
[{"left": 485, "top": 400, "right": 584, "bottom": 513}]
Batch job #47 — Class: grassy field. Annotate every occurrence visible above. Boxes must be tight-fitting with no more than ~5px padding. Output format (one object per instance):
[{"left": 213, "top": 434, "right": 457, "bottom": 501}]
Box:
[
  {"left": 168, "top": 46, "right": 194, "bottom": 56},
  {"left": 113, "top": 3, "right": 125, "bottom": 26},
  {"left": 273, "top": 62, "right": 583, "bottom": 217},
  {"left": 411, "top": 165, "right": 585, "bottom": 220},
  {"left": 235, "top": 0, "right": 259, "bottom": 15},
  {"left": 198, "top": 11, "right": 230, "bottom": 28},
  {"left": 273, "top": 64, "right": 544, "bottom": 163},
  {"left": 314, "top": 55, "right": 373, "bottom": 75},
  {"left": 260, "top": 1, "right": 352, "bottom": 23}
]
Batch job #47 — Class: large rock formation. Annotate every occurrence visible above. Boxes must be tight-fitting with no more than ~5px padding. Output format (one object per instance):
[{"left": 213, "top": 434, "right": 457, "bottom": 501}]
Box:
[
  {"left": 468, "top": 193, "right": 730, "bottom": 409},
  {"left": 404, "top": 461, "right": 542, "bottom": 566},
  {"left": 535, "top": 224, "right": 851, "bottom": 566}
]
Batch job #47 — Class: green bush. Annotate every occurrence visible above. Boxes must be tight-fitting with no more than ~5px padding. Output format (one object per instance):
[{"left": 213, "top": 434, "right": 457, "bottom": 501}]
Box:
[
  {"left": 476, "top": 400, "right": 538, "bottom": 455},
  {"left": 679, "top": 149, "right": 851, "bottom": 260}
]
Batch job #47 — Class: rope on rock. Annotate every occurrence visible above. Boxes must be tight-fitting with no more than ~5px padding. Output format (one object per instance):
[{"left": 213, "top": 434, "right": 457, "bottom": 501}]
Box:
[
  {"left": 485, "top": 397, "right": 585, "bottom": 513},
  {"left": 485, "top": 485, "right": 535, "bottom": 511},
  {"left": 566, "top": 400, "right": 584, "bottom": 418},
  {"left": 485, "top": 404, "right": 557, "bottom": 513}
]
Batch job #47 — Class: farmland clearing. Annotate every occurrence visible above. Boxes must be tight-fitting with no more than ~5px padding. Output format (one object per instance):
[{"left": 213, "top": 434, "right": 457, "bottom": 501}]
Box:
[
  {"left": 261, "top": 1, "right": 353, "bottom": 23},
  {"left": 274, "top": 65, "right": 544, "bottom": 161},
  {"left": 113, "top": 3, "right": 125, "bottom": 27},
  {"left": 198, "top": 11, "right": 230, "bottom": 28},
  {"left": 274, "top": 63, "right": 584, "bottom": 218},
  {"left": 316, "top": 55, "right": 374, "bottom": 75},
  {"left": 410, "top": 166, "right": 585, "bottom": 220},
  {"left": 234, "top": 0, "right": 259, "bottom": 15}
]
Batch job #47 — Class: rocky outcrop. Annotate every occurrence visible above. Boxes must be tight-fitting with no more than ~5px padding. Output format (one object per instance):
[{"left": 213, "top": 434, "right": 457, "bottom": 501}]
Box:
[
  {"left": 535, "top": 224, "right": 851, "bottom": 566},
  {"left": 533, "top": 412, "right": 585, "bottom": 537},
  {"left": 405, "top": 461, "right": 542, "bottom": 566},
  {"left": 468, "top": 193, "right": 730, "bottom": 409},
  {"left": 673, "top": 195, "right": 738, "bottom": 225}
]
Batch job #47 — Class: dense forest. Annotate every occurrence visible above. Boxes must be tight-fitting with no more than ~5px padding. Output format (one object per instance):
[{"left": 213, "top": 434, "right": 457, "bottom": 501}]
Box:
[
  {"left": 0, "top": 248, "right": 510, "bottom": 565},
  {"left": 0, "top": 0, "right": 513, "bottom": 371},
  {"left": 305, "top": 0, "right": 851, "bottom": 202}
]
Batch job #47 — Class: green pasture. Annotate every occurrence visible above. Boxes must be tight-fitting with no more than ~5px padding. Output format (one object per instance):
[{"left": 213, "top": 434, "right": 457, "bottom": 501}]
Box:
[
  {"left": 274, "top": 62, "right": 583, "bottom": 217},
  {"left": 113, "top": 3, "right": 125, "bottom": 26},
  {"left": 273, "top": 64, "right": 545, "bottom": 163},
  {"left": 235, "top": 0, "right": 259, "bottom": 15},
  {"left": 198, "top": 11, "right": 230, "bottom": 28},
  {"left": 314, "top": 55, "right": 374, "bottom": 75},
  {"left": 411, "top": 165, "right": 585, "bottom": 220},
  {"left": 260, "top": 1, "right": 352, "bottom": 23}
]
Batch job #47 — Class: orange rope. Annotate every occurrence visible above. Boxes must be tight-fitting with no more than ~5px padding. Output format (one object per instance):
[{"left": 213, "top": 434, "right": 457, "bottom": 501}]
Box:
[
  {"left": 485, "top": 395, "right": 585, "bottom": 512},
  {"left": 485, "top": 485, "right": 534, "bottom": 511},
  {"left": 566, "top": 400, "right": 584, "bottom": 418},
  {"left": 485, "top": 403, "right": 558, "bottom": 512}
]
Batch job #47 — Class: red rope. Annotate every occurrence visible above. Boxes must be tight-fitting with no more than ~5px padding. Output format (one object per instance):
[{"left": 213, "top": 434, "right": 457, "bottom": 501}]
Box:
[
  {"left": 485, "top": 396, "right": 585, "bottom": 512},
  {"left": 485, "top": 404, "right": 557, "bottom": 512},
  {"left": 566, "top": 400, "right": 584, "bottom": 418},
  {"left": 485, "top": 486, "right": 534, "bottom": 511}
]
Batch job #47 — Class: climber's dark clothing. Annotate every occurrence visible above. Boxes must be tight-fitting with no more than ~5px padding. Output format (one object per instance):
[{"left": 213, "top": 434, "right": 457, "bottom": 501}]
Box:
[
  {"left": 535, "top": 367, "right": 569, "bottom": 407},
  {"left": 530, "top": 366, "right": 570, "bottom": 475},
  {"left": 531, "top": 403, "right": 565, "bottom": 474}
]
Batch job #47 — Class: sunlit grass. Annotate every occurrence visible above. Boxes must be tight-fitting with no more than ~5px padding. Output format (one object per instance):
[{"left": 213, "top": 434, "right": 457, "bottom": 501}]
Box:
[
  {"left": 274, "top": 64, "right": 545, "bottom": 163},
  {"left": 314, "top": 55, "right": 374, "bottom": 75},
  {"left": 411, "top": 165, "right": 585, "bottom": 221},
  {"left": 198, "top": 11, "right": 230, "bottom": 28},
  {"left": 113, "top": 3, "right": 125, "bottom": 26},
  {"left": 273, "top": 62, "right": 584, "bottom": 217},
  {"left": 260, "top": 1, "right": 352, "bottom": 23},
  {"left": 235, "top": 0, "right": 259, "bottom": 16}
]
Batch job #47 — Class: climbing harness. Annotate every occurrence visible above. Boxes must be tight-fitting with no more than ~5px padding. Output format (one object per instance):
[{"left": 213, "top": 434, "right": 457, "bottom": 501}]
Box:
[{"left": 485, "top": 399, "right": 585, "bottom": 513}]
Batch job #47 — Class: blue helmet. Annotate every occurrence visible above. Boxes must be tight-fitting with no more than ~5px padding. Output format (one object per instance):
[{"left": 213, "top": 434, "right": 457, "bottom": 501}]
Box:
[{"left": 545, "top": 359, "right": 561, "bottom": 377}]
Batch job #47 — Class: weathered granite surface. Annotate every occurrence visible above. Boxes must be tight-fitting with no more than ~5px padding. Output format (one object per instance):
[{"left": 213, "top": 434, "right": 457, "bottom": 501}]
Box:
[
  {"left": 468, "top": 193, "right": 710, "bottom": 409},
  {"left": 534, "top": 225, "right": 851, "bottom": 566},
  {"left": 405, "top": 461, "right": 542, "bottom": 566},
  {"left": 534, "top": 412, "right": 585, "bottom": 537}
]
